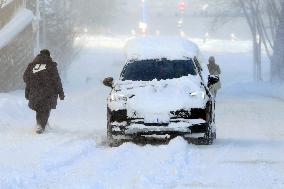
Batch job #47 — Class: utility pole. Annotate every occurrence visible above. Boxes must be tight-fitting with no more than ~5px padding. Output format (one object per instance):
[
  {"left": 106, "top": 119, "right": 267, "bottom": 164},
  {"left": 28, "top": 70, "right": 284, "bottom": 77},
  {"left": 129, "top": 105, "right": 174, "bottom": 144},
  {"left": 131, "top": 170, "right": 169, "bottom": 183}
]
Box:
[
  {"left": 178, "top": 1, "right": 186, "bottom": 36},
  {"left": 139, "top": 0, "right": 147, "bottom": 35}
]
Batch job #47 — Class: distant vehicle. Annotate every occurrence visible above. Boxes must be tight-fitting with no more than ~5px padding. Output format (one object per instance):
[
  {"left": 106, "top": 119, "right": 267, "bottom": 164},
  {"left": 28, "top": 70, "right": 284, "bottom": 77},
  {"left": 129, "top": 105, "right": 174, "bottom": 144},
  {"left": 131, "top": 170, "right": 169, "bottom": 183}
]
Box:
[{"left": 103, "top": 37, "right": 219, "bottom": 146}]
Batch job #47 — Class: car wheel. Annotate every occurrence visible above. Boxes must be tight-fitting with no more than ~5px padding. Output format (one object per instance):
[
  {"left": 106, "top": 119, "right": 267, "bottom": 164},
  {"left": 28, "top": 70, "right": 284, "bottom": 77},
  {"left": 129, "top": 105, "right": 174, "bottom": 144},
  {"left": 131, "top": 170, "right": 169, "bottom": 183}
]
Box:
[
  {"left": 203, "top": 130, "right": 215, "bottom": 145},
  {"left": 199, "top": 102, "right": 216, "bottom": 145},
  {"left": 107, "top": 108, "right": 115, "bottom": 147},
  {"left": 107, "top": 108, "right": 123, "bottom": 147}
]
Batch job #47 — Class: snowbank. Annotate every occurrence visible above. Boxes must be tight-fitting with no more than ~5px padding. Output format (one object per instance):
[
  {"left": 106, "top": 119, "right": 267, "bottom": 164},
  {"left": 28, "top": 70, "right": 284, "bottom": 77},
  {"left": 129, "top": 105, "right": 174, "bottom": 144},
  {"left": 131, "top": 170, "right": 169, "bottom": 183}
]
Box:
[
  {"left": 74, "top": 35, "right": 126, "bottom": 49},
  {"left": 125, "top": 36, "right": 200, "bottom": 61},
  {"left": 192, "top": 38, "right": 252, "bottom": 54},
  {"left": 0, "top": 8, "right": 34, "bottom": 49}
]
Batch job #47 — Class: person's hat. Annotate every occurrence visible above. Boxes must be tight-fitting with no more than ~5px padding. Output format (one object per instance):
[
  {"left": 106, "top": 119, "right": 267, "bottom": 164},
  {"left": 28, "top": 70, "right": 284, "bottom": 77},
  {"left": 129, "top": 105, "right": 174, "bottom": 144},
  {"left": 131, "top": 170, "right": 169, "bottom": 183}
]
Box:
[
  {"left": 40, "top": 49, "right": 51, "bottom": 57},
  {"left": 209, "top": 56, "right": 215, "bottom": 63}
]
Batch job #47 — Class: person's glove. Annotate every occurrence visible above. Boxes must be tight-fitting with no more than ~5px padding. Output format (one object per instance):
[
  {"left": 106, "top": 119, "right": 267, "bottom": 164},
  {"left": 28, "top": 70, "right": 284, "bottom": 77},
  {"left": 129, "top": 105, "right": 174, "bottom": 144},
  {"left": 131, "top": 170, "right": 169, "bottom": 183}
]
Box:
[{"left": 59, "top": 93, "right": 65, "bottom": 100}]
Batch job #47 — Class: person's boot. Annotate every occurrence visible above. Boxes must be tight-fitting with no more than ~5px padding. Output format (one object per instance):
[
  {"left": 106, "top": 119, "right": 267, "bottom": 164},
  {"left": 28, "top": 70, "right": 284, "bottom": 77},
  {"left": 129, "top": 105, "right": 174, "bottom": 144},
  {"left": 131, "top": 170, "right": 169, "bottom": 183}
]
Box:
[{"left": 36, "top": 125, "right": 44, "bottom": 134}]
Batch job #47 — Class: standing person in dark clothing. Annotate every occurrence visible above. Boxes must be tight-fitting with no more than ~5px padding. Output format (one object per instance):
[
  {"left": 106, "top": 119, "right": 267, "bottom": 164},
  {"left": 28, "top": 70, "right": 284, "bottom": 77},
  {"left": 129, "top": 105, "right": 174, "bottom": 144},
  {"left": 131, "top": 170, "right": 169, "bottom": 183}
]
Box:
[{"left": 23, "top": 49, "right": 65, "bottom": 134}]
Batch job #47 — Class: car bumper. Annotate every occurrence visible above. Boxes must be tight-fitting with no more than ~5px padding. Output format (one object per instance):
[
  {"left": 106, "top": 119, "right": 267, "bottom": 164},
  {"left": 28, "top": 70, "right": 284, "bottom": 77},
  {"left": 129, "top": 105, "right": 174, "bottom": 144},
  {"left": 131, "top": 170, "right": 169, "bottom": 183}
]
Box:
[{"left": 111, "top": 119, "right": 208, "bottom": 136}]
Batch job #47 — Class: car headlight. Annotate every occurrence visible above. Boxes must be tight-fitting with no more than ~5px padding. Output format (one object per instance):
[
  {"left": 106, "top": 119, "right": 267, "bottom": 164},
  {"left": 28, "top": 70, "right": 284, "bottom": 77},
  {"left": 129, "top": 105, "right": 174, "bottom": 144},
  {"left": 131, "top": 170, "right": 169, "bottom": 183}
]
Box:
[
  {"left": 190, "top": 91, "right": 206, "bottom": 99},
  {"left": 110, "top": 93, "right": 127, "bottom": 102}
]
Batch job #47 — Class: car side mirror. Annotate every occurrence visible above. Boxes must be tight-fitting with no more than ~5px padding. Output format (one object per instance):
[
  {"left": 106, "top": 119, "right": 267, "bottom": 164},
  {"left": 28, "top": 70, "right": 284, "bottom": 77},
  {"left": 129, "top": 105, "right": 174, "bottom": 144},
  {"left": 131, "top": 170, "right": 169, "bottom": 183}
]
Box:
[
  {"left": 103, "top": 77, "right": 114, "bottom": 88},
  {"left": 208, "top": 75, "right": 219, "bottom": 87}
]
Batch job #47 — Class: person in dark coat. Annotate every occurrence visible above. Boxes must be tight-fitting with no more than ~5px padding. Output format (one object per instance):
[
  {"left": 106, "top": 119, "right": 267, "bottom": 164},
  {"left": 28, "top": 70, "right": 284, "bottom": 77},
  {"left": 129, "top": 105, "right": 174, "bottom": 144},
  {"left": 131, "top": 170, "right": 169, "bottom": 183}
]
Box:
[{"left": 23, "top": 49, "right": 65, "bottom": 134}]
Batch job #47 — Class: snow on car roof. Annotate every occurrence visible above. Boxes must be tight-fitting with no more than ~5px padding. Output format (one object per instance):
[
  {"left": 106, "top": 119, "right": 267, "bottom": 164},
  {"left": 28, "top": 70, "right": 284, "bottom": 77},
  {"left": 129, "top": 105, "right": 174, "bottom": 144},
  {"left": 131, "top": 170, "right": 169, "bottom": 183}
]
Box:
[{"left": 125, "top": 36, "right": 200, "bottom": 61}]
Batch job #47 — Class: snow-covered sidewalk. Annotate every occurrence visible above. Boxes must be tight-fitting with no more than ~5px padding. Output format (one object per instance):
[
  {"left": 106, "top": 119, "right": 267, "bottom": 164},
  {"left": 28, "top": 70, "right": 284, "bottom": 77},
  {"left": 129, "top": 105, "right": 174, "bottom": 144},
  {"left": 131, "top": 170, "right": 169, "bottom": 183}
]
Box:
[{"left": 0, "top": 38, "right": 283, "bottom": 189}]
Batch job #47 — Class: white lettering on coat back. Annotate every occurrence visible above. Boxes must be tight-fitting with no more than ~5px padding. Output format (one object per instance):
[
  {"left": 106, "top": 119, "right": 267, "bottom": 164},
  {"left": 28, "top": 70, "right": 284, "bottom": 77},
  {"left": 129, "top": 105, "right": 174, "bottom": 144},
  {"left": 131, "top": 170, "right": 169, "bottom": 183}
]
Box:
[{"left": 33, "top": 64, "right": 47, "bottom": 74}]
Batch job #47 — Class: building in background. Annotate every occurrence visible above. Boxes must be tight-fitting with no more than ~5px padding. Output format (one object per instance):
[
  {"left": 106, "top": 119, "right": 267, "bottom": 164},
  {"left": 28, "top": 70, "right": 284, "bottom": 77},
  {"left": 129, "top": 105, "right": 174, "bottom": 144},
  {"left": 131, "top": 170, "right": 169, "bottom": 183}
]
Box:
[
  {"left": 0, "top": 0, "right": 35, "bottom": 92},
  {"left": 0, "top": 0, "right": 76, "bottom": 92}
]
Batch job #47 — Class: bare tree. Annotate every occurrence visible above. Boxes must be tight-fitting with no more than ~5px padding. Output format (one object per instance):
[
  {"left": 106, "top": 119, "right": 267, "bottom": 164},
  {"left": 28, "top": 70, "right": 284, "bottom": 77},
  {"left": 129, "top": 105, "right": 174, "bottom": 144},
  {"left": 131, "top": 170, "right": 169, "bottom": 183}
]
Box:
[
  {"left": 39, "top": 0, "right": 77, "bottom": 71},
  {"left": 213, "top": 0, "right": 283, "bottom": 82},
  {"left": 271, "top": 0, "right": 284, "bottom": 82},
  {"left": 237, "top": 0, "right": 284, "bottom": 82},
  {"left": 238, "top": 0, "right": 264, "bottom": 82}
]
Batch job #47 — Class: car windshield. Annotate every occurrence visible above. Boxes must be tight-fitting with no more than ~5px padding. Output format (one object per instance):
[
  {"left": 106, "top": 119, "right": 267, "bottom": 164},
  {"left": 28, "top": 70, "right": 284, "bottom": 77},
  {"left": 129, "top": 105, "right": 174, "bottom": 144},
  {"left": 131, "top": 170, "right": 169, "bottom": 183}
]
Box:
[{"left": 121, "top": 59, "right": 197, "bottom": 81}]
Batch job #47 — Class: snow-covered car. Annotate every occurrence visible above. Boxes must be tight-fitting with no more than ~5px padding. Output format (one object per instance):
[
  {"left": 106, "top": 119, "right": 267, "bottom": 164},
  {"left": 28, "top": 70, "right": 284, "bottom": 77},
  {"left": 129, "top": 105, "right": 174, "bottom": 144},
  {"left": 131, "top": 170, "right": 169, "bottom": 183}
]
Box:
[{"left": 103, "top": 37, "right": 219, "bottom": 146}]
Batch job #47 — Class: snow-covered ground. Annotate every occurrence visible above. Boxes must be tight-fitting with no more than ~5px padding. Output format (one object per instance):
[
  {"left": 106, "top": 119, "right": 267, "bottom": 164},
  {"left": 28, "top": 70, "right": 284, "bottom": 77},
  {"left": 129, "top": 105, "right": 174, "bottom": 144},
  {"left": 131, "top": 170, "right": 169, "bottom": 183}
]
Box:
[{"left": 0, "top": 36, "right": 284, "bottom": 189}]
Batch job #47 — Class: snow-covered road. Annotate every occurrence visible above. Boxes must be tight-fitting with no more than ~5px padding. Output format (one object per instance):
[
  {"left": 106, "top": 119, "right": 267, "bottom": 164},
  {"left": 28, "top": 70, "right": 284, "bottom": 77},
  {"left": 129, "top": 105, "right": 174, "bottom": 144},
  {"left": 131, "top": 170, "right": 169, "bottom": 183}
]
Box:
[{"left": 0, "top": 37, "right": 284, "bottom": 188}]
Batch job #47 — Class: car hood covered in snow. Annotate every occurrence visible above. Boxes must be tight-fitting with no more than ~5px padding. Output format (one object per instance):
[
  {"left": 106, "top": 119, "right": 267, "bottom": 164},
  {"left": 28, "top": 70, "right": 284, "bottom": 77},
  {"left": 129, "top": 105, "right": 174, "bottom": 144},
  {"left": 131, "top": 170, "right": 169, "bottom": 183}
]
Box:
[{"left": 109, "top": 76, "right": 207, "bottom": 116}]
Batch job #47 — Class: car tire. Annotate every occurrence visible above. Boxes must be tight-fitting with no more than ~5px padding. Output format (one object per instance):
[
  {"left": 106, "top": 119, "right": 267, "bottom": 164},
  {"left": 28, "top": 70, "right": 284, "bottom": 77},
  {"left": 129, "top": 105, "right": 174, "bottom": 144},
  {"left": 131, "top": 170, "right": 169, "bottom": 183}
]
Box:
[
  {"left": 107, "top": 108, "right": 115, "bottom": 147},
  {"left": 198, "top": 102, "right": 216, "bottom": 145},
  {"left": 107, "top": 108, "right": 123, "bottom": 147},
  {"left": 203, "top": 130, "right": 215, "bottom": 145}
]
